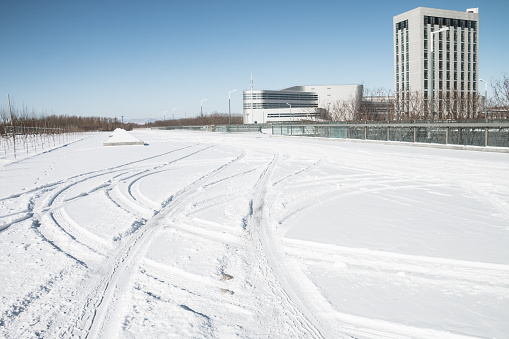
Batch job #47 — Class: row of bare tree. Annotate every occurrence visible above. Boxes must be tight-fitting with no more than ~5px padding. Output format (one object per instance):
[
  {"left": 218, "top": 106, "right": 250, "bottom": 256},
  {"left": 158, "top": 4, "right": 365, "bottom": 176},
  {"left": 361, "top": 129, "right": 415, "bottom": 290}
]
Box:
[
  {"left": 0, "top": 106, "right": 137, "bottom": 135},
  {"left": 326, "top": 75, "right": 509, "bottom": 122},
  {"left": 148, "top": 112, "right": 243, "bottom": 127}
]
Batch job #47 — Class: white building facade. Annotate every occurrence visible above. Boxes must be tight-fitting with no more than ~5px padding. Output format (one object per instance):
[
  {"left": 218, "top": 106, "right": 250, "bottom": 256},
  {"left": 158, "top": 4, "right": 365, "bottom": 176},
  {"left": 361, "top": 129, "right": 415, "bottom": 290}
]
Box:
[
  {"left": 394, "top": 7, "right": 479, "bottom": 118},
  {"left": 243, "top": 85, "right": 363, "bottom": 124}
]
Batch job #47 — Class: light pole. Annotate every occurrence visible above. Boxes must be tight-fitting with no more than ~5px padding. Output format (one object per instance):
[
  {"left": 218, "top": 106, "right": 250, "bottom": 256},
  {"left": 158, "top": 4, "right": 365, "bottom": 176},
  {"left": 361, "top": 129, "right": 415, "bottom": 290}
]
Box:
[
  {"left": 228, "top": 89, "right": 237, "bottom": 126},
  {"left": 200, "top": 99, "right": 207, "bottom": 116},
  {"left": 429, "top": 26, "right": 449, "bottom": 121},
  {"left": 286, "top": 103, "right": 292, "bottom": 122},
  {"left": 479, "top": 79, "right": 487, "bottom": 122}
]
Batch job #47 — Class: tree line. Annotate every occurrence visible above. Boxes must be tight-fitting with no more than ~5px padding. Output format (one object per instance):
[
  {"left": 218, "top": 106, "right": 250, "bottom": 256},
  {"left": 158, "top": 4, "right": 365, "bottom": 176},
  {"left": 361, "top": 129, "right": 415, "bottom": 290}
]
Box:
[
  {"left": 326, "top": 74, "right": 509, "bottom": 122},
  {"left": 148, "top": 112, "right": 243, "bottom": 128}
]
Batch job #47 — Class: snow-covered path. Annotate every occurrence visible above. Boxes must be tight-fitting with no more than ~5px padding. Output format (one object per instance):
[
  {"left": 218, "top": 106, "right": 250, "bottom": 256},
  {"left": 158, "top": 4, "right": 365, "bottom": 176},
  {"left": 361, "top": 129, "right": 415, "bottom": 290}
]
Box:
[{"left": 1, "top": 130, "right": 508, "bottom": 338}]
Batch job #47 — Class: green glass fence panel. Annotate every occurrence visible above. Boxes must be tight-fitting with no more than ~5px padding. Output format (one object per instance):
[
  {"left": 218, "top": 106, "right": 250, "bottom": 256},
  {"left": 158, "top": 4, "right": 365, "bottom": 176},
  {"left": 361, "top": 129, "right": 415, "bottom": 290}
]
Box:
[
  {"left": 316, "top": 126, "right": 330, "bottom": 137},
  {"left": 367, "top": 127, "right": 387, "bottom": 140},
  {"left": 349, "top": 127, "right": 365, "bottom": 139},
  {"left": 303, "top": 126, "right": 315, "bottom": 136},
  {"left": 330, "top": 126, "right": 347, "bottom": 138},
  {"left": 449, "top": 128, "right": 485, "bottom": 146},
  {"left": 389, "top": 127, "right": 414, "bottom": 142},
  {"left": 488, "top": 128, "right": 509, "bottom": 147}
]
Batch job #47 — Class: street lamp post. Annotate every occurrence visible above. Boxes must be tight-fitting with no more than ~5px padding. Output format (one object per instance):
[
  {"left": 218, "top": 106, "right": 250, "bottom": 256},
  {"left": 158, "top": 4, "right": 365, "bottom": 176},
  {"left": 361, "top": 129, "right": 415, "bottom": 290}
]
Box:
[
  {"left": 200, "top": 99, "right": 207, "bottom": 116},
  {"left": 479, "top": 79, "right": 487, "bottom": 122},
  {"left": 430, "top": 27, "right": 449, "bottom": 121},
  {"left": 286, "top": 103, "right": 292, "bottom": 122},
  {"left": 228, "top": 89, "right": 237, "bottom": 126}
]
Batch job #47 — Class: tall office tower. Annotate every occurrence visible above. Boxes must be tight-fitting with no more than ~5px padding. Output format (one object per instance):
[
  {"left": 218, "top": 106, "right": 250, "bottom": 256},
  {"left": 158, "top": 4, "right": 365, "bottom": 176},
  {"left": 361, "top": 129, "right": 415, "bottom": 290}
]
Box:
[{"left": 393, "top": 7, "right": 479, "bottom": 119}]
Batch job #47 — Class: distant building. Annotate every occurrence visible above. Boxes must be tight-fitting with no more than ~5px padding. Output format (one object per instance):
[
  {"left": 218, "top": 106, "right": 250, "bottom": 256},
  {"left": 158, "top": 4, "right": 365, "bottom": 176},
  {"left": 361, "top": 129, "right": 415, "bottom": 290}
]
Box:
[
  {"left": 394, "top": 7, "right": 479, "bottom": 119},
  {"left": 243, "top": 85, "right": 363, "bottom": 123},
  {"left": 361, "top": 96, "right": 395, "bottom": 120}
]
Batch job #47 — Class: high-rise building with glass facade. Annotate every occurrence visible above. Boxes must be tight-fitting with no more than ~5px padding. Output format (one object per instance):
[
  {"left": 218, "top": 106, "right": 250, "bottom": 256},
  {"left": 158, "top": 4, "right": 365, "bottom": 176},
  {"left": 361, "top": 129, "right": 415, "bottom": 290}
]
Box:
[{"left": 393, "top": 7, "right": 479, "bottom": 119}]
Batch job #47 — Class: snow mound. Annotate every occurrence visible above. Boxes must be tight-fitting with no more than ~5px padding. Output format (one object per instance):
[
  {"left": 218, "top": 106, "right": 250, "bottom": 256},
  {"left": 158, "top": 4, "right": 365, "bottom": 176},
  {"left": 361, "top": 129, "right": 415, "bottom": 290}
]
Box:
[{"left": 103, "top": 128, "right": 145, "bottom": 146}]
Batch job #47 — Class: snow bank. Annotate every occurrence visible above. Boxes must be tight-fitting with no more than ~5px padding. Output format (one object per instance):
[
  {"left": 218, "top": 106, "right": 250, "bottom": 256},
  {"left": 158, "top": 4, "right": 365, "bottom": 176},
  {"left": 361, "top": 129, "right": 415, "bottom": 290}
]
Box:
[{"left": 103, "top": 128, "right": 144, "bottom": 146}]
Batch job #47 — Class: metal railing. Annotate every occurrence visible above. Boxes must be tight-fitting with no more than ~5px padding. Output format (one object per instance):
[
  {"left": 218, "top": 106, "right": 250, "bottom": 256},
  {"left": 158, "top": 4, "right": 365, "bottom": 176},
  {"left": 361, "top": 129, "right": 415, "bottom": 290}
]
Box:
[{"left": 272, "top": 122, "right": 509, "bottom": 148}]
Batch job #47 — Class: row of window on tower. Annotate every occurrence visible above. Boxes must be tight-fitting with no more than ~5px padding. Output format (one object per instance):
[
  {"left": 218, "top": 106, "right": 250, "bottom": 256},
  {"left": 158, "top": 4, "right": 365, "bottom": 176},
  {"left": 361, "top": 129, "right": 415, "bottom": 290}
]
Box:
[
  {"left": 395, "top": 21, "right": 409, "bottom": 92},
  {"left": 423, "top": 16, "right": 476, "bottom": 30},
  {"left": 423, "top": 22, "right": 477, "bottom": 94}
]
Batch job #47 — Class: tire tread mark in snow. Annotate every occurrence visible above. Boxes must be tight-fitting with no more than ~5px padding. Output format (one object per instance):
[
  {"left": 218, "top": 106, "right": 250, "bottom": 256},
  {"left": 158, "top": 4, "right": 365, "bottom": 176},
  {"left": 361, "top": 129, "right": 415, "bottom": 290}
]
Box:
[
  {"left": 79, "top": 147, "right": 245, "bottom": 339},
  {"left": 248, "top": 153, "right": 325, "bottom": 339},
  {"left": 0, "top": 144, "right": 200, "bottom": 202},
  {"left": 31, "top": 219, "right": 88, "bottom": 268}
]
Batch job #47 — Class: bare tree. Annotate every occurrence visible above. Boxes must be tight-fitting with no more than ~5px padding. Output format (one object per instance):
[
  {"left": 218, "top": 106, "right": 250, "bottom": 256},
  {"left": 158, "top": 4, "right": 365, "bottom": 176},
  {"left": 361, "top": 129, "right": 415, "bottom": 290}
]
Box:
[{"left": 489, "top": 74, "right": 509, "bottom": 120}]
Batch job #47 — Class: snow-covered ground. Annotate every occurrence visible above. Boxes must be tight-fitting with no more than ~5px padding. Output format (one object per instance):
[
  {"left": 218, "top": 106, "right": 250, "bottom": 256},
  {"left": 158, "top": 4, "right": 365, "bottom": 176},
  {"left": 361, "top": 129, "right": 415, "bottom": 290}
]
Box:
[{"left": 1, "top": 129, "right": 508, "bottom": 339}]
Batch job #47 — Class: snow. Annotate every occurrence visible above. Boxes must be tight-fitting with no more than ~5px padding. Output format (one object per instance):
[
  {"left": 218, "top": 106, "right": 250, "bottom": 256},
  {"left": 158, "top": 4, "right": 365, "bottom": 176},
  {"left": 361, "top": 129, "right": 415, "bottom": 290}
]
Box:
[
  {"left": 103, "top": 128, "right": 144, "bottom": 146},
  {"left": 1, "top": 129, "right": 508, "bottom": 339}
]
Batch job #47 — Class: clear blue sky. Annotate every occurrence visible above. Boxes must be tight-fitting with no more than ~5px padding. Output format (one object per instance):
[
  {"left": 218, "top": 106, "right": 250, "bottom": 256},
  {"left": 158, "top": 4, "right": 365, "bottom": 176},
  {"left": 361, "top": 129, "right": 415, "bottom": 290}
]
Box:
[{"left": 1, "top": 0, "right": 508, "bottom": 121}]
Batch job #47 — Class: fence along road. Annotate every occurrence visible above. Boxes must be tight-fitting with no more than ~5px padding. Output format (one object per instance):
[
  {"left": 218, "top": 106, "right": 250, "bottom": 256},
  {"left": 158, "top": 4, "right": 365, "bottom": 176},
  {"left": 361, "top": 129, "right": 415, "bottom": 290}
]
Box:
[{"left": 271, "top": 122, "right": 509, "bottom": 149}]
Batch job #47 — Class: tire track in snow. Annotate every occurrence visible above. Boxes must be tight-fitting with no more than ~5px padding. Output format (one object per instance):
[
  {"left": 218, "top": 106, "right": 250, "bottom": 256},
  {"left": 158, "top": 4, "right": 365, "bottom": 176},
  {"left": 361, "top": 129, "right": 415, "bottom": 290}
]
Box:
[
  {"left": 0, "top": 143, "right": 200, "bottom": 202},
  {"left": 77, "top": 147, "right": 245, "bottom": 339},
  {"left": 284, "top": 238, "right": 509, "bottom": 293},
  {"left": 246, "top": 152, "right": 326, "bottom": 339}
]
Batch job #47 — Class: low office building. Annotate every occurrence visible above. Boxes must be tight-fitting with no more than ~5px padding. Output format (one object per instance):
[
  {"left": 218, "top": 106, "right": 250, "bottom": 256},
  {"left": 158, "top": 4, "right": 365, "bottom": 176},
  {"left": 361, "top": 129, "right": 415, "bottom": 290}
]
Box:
[{"left": 243, "top": 85, "right": 363, "bottom": 124}]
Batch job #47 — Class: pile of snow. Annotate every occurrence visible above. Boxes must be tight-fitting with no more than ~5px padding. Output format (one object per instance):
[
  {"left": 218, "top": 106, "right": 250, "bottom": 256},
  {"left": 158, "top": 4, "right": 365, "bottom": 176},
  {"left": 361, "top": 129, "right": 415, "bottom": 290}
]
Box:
[{"left": 103, "top": 128, "right": 144, "bottom": 146}]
